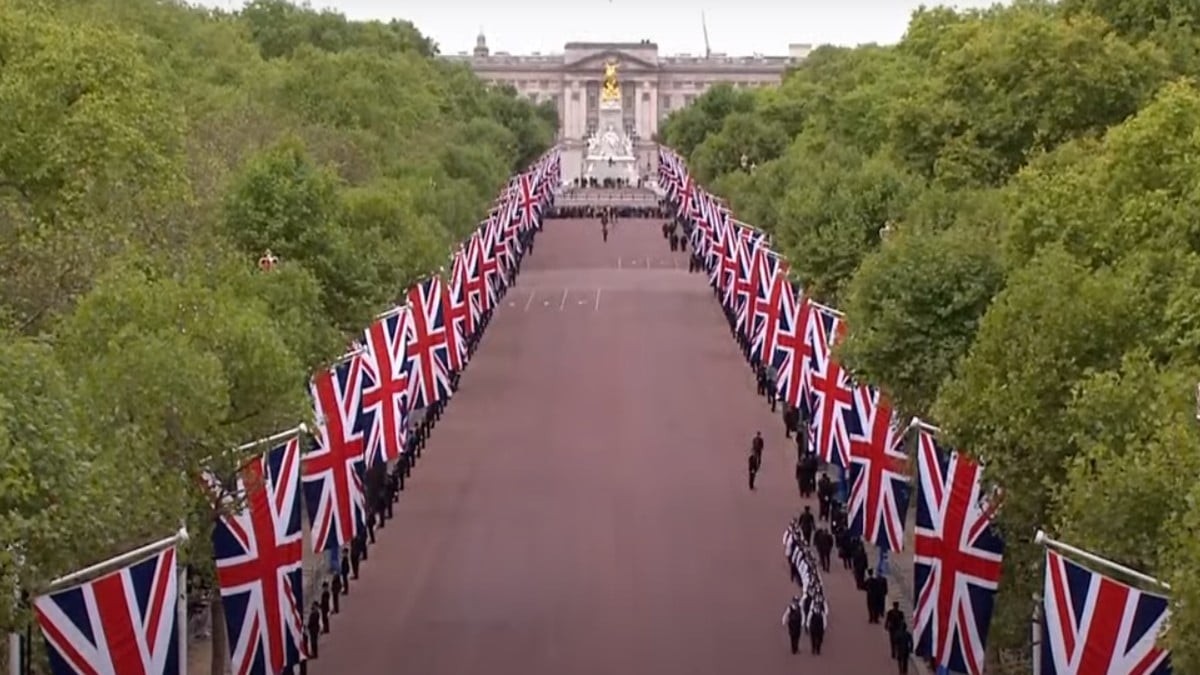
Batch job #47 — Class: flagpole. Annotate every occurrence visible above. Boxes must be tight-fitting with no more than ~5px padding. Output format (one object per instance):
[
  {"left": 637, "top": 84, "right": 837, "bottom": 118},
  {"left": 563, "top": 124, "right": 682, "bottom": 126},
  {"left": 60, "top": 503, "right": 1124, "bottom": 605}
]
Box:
[
  {"left": 1034, "top": 530, "right": 1170, "bottom": 590},
  {"left": 177, "top": 555, "right": 188, "bottom": 675},
  {"left": 1031, "top": 593, "right": 1042, "bottom": 675},
  {"left": 45, "top": 526, "right": 189, "bottom": 594},
  {"left": 234, "top": 423, "right": 308, "bottom": 452},
  {"left": 906, "top": 417, "right": 942, "bottom": 434}
]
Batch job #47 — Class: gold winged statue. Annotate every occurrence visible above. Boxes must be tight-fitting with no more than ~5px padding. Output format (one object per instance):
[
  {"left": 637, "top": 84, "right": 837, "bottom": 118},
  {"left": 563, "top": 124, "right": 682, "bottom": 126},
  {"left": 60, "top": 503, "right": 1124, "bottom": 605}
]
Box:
[{"left": 601, "top": 61, "right": 620, "bottom": 102}]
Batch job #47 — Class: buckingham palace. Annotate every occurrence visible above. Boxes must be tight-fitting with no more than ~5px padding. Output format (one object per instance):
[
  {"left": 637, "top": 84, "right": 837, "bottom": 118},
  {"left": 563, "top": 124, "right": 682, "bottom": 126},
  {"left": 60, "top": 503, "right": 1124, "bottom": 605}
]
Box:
[{"left": 443, "top": 37, "right": 811, "bottom": 184}]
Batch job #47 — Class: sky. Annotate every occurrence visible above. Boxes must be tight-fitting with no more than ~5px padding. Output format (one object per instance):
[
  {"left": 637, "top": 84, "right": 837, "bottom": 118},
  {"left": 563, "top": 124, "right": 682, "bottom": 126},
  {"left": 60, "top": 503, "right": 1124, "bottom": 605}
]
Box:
[{"left": 197, "top": 0, "right": 1009, "bottom": 56}]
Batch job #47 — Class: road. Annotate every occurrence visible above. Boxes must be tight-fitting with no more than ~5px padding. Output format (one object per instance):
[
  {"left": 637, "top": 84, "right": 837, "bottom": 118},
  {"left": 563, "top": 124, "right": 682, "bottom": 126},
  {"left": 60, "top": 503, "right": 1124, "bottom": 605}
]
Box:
[{"left": 311, "top": 217, "right": 898, "bottom": 674}]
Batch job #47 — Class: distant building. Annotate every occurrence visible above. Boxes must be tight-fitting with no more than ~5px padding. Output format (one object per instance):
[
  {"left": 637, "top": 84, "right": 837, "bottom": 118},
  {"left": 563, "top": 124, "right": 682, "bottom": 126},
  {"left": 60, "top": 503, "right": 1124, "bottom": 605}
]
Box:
[{"left": 443, "top": 37, "right": 811, "bottom": 183}]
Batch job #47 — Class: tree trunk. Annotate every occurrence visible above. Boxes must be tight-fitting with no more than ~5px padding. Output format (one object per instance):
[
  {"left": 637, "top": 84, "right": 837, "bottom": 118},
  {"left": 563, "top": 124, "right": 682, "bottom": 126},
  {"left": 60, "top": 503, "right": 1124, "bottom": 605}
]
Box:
[{"left": 209, "top": 596, "right": 228, "bottom": 675}]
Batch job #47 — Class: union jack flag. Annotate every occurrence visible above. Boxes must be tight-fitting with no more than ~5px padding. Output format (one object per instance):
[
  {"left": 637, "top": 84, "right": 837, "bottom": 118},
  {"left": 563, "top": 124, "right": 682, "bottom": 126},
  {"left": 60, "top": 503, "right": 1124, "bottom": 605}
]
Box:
[
  {"left": 303, "top": 356, "right": 367, "bottom": 553},
  {"left": 515, "top": 172, "right": 543, "bottom": 231},
  {"left": 771, "top": 284, "right": 812, "bottom": 410},
  {"left": 360, "top": 308, "right": 410, "bottom": 467},
  {"left": 731, "top": 230, "right": 765, "bottom": 338},
  {"left": 807, "top": 309, "right": 856, "bottom": 469},
  {"left": 442, "top": 254, "right": 471, "bottom": 372},
  {"left": 1041, "top": 548, "right": 1172, "bottom": 675},
  {"left": 404, "top": 277, "right": 454, "bottom": 409},
  {"left": 749, "top": 252, "right": 788, "bottom": 362},
  {"left": 211, "top": 438, "right": 307, "bottom": 675},
  {"left": 913, "top": 431, "right": 1004, "bottom": 675},
  {"left": 34, "top": 545, "right": 180, "bottom": 675},
  {"left": 475, "top": 225, "right": 505, "bottom": 306},
  {"left": 845, "top": 386, "right": 910, "bottom": 552},
  {"left": 462, "top": 232, "right": 491, "bottom": 318}
]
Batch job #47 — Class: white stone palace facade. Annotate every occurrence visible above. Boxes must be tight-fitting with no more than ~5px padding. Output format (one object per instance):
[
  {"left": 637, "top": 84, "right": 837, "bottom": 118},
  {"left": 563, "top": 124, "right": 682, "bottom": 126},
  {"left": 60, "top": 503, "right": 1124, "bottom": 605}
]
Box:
[{"left": 443, "top": 38, "right": 811, "bottom": 184}]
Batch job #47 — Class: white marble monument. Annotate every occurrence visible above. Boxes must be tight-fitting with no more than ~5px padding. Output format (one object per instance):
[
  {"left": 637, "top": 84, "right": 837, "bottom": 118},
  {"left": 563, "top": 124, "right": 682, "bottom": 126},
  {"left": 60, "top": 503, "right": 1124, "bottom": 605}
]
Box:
[{"left": 584, "top": 60, "right": 638, "bottom": 184}]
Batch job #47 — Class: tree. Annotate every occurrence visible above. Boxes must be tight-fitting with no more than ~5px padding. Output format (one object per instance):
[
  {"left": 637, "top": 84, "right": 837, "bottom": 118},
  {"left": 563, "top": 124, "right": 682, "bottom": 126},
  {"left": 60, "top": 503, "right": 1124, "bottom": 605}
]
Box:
[
  {"left": 840, "top": 225, "right": 1005, "bottom": 417},
  {"left": 932, "top": 247, "right": 1153, "bottom": 654},
  {"left": 0, "top": 4, "right": 186, "bottom": 333}
]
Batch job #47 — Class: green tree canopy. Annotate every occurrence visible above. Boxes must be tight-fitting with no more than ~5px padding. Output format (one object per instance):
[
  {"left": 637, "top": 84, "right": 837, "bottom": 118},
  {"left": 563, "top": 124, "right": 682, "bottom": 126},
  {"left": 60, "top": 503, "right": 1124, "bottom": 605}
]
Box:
[{"left": 0, "top": 3, "right": 555, "bottom": 670}]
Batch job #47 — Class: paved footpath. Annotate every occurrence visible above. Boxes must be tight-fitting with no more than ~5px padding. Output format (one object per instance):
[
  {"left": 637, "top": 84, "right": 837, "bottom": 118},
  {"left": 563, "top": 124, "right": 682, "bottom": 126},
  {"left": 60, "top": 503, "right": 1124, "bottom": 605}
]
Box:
[{"left": 311, "top": 218, "right": 900, "bottom": 674}]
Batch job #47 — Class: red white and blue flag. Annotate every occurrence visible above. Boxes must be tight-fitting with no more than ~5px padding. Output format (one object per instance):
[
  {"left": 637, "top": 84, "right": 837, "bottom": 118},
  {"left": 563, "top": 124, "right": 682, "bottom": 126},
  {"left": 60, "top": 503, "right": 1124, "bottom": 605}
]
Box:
[
  {"left": 211, "top": 438, "right": 308, "bottom": 675},
  {"left": 360, "top": 309, "right": 411, "bottom": 467},
  {"left": 303, "top": 356, "right": 367, "bottom": 553},
  {"left": 1041, "top": 548, "right": 1172, "bottom": 675},
  {"left": 845, "top": 386, "right": 910, "bottom": 552},
  {"left": 771, "top": 286, "right": 813, "bottom": 410},
  {"left": 442, "top": 254, "right": 472, "bottom": 371},
  {"left": 34, "top": 545, "right": 180, "bottom": 675},
  {"left": 806, "top": 309, "right": 856, "bottom": 469},
  {"left": 404, "top": 277, "right": 454, "bottom": 409},
  {"left": 913, "top": 431, "right": 1004, "bottom": 675}
]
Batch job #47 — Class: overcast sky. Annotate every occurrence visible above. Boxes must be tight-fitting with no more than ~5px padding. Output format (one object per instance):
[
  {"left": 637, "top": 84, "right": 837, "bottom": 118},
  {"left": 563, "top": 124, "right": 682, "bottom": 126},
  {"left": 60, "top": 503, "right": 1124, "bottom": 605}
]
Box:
[{"left": 197, "top": 1, "right": 1009, "bottom": 55}]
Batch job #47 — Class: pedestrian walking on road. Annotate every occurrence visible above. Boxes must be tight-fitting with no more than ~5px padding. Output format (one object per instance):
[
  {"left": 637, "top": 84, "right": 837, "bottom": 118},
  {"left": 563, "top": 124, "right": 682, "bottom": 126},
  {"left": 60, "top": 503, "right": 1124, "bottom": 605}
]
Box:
[
  {"left": 798, "top": 506, "right": 816, "bottom": 546},
  {"left": 814, "top": 528, "right": 834, "bottom": 572},
  {"left": 751, "top": 431, "right": 764, "bottom": 465},
  {"left": 806, "top": 592, "right": 827, "bottom": 655},
  {"left": 782, "top": 596, "right": 805, "bottom": 654},
  {"left": 748, "top": 452, "right": 761, "bottom": 490},
  {"left": 894, "top": 627, "right": 914, "bottom": 674}
]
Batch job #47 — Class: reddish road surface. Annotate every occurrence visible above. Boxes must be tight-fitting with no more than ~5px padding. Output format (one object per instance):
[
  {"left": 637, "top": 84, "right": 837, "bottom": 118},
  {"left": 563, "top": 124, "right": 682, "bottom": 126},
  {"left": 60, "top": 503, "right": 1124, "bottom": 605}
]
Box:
[{"left": 312, "top": 218, "right": 898, "bottom": 674}]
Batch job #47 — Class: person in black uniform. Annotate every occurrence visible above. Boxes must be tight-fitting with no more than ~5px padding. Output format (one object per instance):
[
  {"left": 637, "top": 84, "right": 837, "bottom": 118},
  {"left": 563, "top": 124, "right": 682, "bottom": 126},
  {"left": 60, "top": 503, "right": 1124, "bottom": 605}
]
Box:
[
  {"left": 813, "top": 527, "right": 834, "bottom": 572},
  {"left": 306, "top": 602, "right": 322, "bottom": 658},
  {"left": 866, "top": 569, "right": 889, "bottom": 624},
  {"left": 782, "top": 597, "right": 805, "bottom": 654},
  {"left": 894, "top": 627, "right": 914, "bottom": 674},
  {"left": 349, "top": 539, "right": 362, "bottom": 580},
  {"left": 817, "top": 474, "right": 834, "bottom": 520},
  {"left": 798, "top": 506, "right": 816, "bottom": 546},
  {"left": 330, "top": 573, "right": 342, "bottom": 613},
  {"left": 339, "top": 547, "right": 351, "bottom": 594},
  {"left": 751, "top": 432, "right": 764, "bottom": 465},
  {"left": 319, "top": 582, "right": 331, "bottom": 633},
  {"left": 807, "top": 594, "right": 827, "bottom": 655},
  {"left": 748, "top": 452, "right": 761, "bottom": 491},
  {"left": 885, "top": 601, "right": 906, "bottom": 655}
]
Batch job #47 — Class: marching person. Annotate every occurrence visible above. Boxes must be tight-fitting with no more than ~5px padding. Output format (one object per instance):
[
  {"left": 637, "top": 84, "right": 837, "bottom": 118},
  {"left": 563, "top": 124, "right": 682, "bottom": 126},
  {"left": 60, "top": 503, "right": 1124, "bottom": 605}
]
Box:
[
  {"left": 798, "top": 506, "right": 816, "bottom": 546},
  {"left": 751, "top": 431, "right": 765, "bottom": 465},
  {"left": 894, "top": 626, "right": 915, "bottom": 674},
  {"left": 813, "top": 527, "right": 834, "bottom": 572},
  {"left": 806, "top": 591, "right": 828, "bottom": 655},
  {"left": 782, "top": 596, "right": 805, "bottom": 655},
  {"left": 748, "top": 451, "right": 761, "bottom": 491},
  {"left": 885, "top": 601, "right": 906, "bottom": 655},
  {"left": 817, "top": 474, "right": 834, "bottom": 520}
]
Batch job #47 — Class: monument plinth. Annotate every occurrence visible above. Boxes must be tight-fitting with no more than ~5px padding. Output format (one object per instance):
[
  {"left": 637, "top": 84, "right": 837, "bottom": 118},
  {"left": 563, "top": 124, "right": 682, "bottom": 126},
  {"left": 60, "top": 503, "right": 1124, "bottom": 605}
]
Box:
[{"left": 584, "top": 60, "right": 637, "bottom": 184}]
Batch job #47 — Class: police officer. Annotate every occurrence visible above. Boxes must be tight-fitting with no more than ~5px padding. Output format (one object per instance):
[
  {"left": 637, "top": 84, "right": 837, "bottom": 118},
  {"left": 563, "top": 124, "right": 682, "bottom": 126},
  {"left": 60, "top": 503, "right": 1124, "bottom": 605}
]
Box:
[{"left": 782, "top": 596, "right": 805, "bottom": 654}]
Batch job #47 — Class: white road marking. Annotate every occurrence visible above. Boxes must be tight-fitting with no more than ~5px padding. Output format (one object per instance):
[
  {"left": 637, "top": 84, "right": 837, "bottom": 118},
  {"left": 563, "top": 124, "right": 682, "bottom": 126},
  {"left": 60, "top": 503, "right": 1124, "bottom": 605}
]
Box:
[
  {"left": 559, "top": 288, "right": 568, "bottom": 311},
  {"left": 523, "top": 291, "right": 536, "bottom": 311},
  {"left": 594, "top": 288, "right": 602, "bottom": 312}
]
